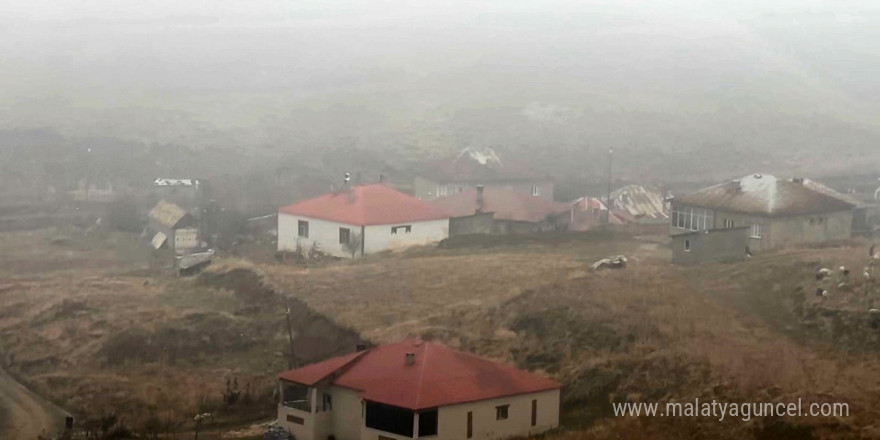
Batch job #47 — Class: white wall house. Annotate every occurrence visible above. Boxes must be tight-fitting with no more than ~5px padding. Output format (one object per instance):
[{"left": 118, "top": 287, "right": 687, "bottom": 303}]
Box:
[
  {"left": 277, "top": 184, "right": 450, "bottom": 258},
  {"left": 277, "top": 340, "right": 562, "bottom": 440}
]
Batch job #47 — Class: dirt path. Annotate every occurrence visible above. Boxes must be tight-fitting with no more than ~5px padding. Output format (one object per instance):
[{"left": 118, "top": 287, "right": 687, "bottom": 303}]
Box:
[{"left": 0, "top": 366, "right": 68, "bottom": 440}]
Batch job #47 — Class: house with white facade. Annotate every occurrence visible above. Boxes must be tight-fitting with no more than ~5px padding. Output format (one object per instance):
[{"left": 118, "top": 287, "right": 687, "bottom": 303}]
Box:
[
  {"left": 277, "top": 184, "right": 450, "bottom": 258},
  {"left": 276, "top": 340, "right": 561, "bottom": 440}
]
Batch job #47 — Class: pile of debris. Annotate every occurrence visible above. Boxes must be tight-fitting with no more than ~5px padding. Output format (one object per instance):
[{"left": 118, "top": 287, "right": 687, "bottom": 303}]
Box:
[
  {"left": 264, "top": 424, "right": 294, "bottom": 440},
  {"left": 591, "top": 255, "right": 628, "bottom": 271}
]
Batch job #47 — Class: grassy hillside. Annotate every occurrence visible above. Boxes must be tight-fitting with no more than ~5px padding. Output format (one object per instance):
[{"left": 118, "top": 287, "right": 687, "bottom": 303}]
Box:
[
  {"left": 3, "top": 226, "right": 880, "bottom": 438},
  {"left": 4, "top": 2, "right": 880, "bottom": 182}
]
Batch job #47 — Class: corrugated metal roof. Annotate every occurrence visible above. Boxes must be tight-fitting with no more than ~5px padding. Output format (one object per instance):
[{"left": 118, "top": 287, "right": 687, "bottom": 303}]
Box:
[
  {"left": 148, "top": 200, "right": 190, "bottom": 229},
  {"left": 279, "top": 184, "right": 449, "bottom": 226},
  {"left": 278, "top": 340, "right": 560, "bottom": 410},
  {"left": 150, "top": 232, "right": 167, "bottom": 249},
  {"left": 675, "top": 174, "right": 855, "bottom": 216},
  {"left": 430, "top": 187, "right": 570, "bottom": 223},
  {"left": 610, "top": 185, "right": 669, "bottom": 220}
]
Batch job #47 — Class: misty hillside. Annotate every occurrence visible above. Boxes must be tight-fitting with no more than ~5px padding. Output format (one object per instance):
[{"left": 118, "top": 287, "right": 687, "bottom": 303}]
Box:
[{"left": 2, "top": 0, "right": 880, "bottom": 183}]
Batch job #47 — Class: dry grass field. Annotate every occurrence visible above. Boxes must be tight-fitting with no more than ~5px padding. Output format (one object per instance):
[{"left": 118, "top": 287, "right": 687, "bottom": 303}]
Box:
[{"left": 3, "top": 226, "right": 880, "bottom": 439}]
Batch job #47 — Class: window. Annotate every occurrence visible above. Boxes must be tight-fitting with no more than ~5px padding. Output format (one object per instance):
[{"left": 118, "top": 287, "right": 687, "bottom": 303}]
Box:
[
  {"left": 684, "top": 239, "right": 691, "bottom": 252},
  {"left": 466, "top": 411, "right": 473, "bottom": 438},
  {"left": 322, "top": 392, "right": 332, "bottom": 411},
  {"left": 532, "top": 185, "right": 541, "bottom": 196},
  {"left": 366, "top": 401, "right": 414, "bottom": 437},
  {"left": 297, "top": 220, "right": 309, "bottom": 238},
  {"left": 391, "top": 225, "right": 412, "bottom": 234},
  {"left": 418, "top": 409, "right": 438, "bottom": 437},
  {"left": 750, "top": 223, "right": 763, "bottom": 239},
  {"left": 724, "top": 219, "right": 734, "bottom": 228},
  {"left": 531, "top": 399, "right": 537, "bottom": 426},
  {"left": 671, "top": 205, "right": 713, "bottom": 231},
  {"left": 339, "top": 227, "right": 350, "bottom": 244},
  {"left": 286, "top": 414, "right": 304, "bottom": 425},
  {"left": 281, "top": 382, "right": 311, "bottom": 412},
  {"left": 495, "top": 404, "right": 509, "bottom": 420}
]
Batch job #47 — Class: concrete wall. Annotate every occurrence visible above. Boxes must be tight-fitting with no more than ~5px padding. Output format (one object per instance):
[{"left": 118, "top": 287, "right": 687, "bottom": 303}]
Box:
[
  {"left": 277, "top": 213, "right": 362, "bottom": 258},
  {"left": 449, "top": 212, "right": 496, "bottom": 236},
  {"left": 279, "top": 387, "right": 560, "bottom": 440},
  {"left": 332, "top": 387, "right": 364, "bottom": 440},
  {"left": 363, "top": 219, "right": 449, "bottom": 254},
  {"left": 671, "top": 228, "right": 749, "bottom": 265},
  {"left": 450, "top": 214, "right": 567, "bottom": 236},
  {"left": 414, "top": 177, "right": 555, "bottom": 201},
  {"left": 174, "top": 228, "right": 199, "bottom": 251},
  {"left": 705, "top": 210, "right": 772, "bottom": 252},
  {"left": 277, "top": 385, "right": 347, "bottom": 440},
  {"left": 436, "top": 389, "right": 560, "bottom": 440},
  {"left": 277, "top": 402, "right": 315, "bottom": 440},
  {"left": 670, "top": 204, "right": 853, "bottom": 252},
  {"left": 767, "top": 210, "right": 852, "bottom": 249},
  {"left": 278, "top": 214, "right": 449, "bottom": 258}
]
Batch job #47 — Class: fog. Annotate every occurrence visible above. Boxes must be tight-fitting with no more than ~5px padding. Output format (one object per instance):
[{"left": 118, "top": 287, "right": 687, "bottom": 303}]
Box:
[
  {"left": 3, "top": 0, "right": 880, "bottom": 185},
  {"left": 4, "top": 3, "right": 880, "bottom": 438}
]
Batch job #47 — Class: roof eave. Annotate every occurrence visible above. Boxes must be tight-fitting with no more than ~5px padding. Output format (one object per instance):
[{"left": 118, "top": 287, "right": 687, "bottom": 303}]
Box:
[{"left": 364, "top": 384, "right": 563, "bottom": 411}]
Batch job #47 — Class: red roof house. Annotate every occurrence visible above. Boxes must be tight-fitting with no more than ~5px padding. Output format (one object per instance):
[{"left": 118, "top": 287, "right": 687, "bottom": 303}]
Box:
[
  {"left": 280, "top": 184, "right": 449, "bottom": 226},
  {"left": 429, "top": 186, "right": 571, "bottom": 234},
  {"left": 277, "top": 185, "right": 450, "bottom": 258},
  {"left": 276, "top": 340, "right": 561, "bottom": 440}
]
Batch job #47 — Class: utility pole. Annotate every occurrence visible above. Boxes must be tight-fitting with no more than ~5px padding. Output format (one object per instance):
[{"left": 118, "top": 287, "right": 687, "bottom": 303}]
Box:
[
  {"left": 604, "top": 147, "right": 614, "bottom": 225},
  {"left": 285, "top": 304, "right": 296, "bottom": 369}
]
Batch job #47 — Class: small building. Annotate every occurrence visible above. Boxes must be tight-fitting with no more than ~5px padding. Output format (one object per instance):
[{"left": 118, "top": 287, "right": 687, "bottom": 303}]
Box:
[
  {"left": 70, "top": 179, "right": 119, "bottom": 203},
  {"left": 609, "top": 184, "right": 669, "bottom": 224},
  {"left": 276, "top": 340, "right": 561, "bottom": 440},
  {"left": 414, "top": 148, "right": 554, "bottom": 201},
  {"left": 568, "top": 197, "right": 626, "bottom": 231},
  {"left": 429, "top": 186, "right": 571, "bottom": 235},
  {"left": 670, "top": 174, "right": 855, "bottom": 252},
  {"left": 147, "top": 200, "right": 199, "bottom": 253},
  {"left": 671, "top": 227, "right": 750, "bottom": 264},
  {"left": 277, "top": 184, "right": 450, "bottom": 258}
]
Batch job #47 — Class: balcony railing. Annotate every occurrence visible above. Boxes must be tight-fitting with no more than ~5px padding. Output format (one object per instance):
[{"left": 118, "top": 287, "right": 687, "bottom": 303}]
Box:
[{"left": 282, "top": 399, "right": 311, "bottom": 412}]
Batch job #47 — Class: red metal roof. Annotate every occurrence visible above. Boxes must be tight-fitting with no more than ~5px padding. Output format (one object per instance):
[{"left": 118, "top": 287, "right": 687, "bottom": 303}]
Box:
[
  {"left": 278, "top": 351, "right": 366, "bottom": 386},
  {"left": 429, "top": 187, "right": 570, "bottom": 223},
  {"left": 278, "top": 340, "right": 561, "bottom": 410},
  {"left": 278, "top": 184, "right": 450, "bottom": 226}
]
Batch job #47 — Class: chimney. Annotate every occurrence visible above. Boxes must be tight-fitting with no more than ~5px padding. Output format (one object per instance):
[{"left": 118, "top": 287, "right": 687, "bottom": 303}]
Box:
[
  {"left": 405, "top": 352, "right": 415, "bottom": 366},
  {"left": 379, "top": 174, "right": 385, "bottom": 184},
  {"left": 476, "top": 185, "right": 485, "bottom": 213},
  {"left": 356, "top": 343, "right": 367, "bottom": 352}
]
